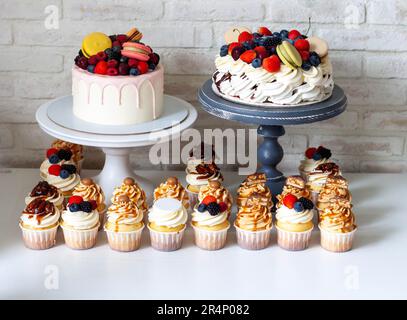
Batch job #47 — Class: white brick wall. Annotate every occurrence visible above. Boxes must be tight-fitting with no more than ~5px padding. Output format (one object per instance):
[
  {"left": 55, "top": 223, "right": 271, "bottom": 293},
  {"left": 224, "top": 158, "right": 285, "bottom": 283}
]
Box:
[{"left": 0, "top": 0, "right": 406, "bottom": 173}]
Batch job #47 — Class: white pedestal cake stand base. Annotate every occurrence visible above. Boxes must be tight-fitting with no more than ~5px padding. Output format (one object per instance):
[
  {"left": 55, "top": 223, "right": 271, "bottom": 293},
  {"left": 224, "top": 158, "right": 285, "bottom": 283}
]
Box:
[{"left": 36, "top": 95, "right": 198, "bottom": 203}]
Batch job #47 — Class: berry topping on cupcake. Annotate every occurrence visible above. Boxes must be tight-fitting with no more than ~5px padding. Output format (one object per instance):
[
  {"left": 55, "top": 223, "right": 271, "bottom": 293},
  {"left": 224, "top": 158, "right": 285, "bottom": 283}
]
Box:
[{"left": 305, "top": 146, "right": 332, "bottom": 160}]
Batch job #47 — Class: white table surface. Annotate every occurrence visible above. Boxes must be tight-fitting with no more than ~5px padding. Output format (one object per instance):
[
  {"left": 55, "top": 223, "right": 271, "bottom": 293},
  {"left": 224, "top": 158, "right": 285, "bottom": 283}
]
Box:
[{"left": 1, "top": 168, "right": 406, "bottom": 300}]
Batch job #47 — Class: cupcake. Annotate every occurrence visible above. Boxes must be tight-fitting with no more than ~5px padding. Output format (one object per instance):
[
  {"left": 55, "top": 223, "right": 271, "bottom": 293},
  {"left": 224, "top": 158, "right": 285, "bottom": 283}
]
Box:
[
  {"left": 40, "top": 147, "right": 76, "bottom": 180},
  {"left": 154, "top": 177, "right": 189, "bottom": 210},
  {"left": 276, "top": 175, "right": 310, "bottom": 208},
  {"left": 275, "top": 194, "right": 314, "bottom": 251},
  {"left": 43, "top": 163, "right": 80, "bottom": 199},
  {"left": 198, "top": 180, "right": 233, "bottom": 216},
  {"left": 60, "top": 196, "right": 100, "bottom": 249},
  {"left": 51, "top": 139, "right": 84, "bottom": 173},
  {"left": 306, "top": 162, "right": 341, "bottom": 204},
  {"left": 234, "top": 194, "right": 272, "bottom": 250},
  {"left": 111, "top": 177, "right": 148, "bottom": 215},
  {"left": 298, "top": 146, "right": 332, "bottom": 181},
  {"left": 148, "top": 198, "right": 187, "bottom": 251},
  {"left": 319, "top": 198, "right": 357, "bottom": 252},
  {"left": 73, "top": 178, "right": 106, "bottom": 229},
  {"left": 237, "top": 173, "right": 272, "bottom": 210},
  {"left": 104, "top": 195, "right": 144, "bottom": 252},
  {"left": 25, "top": 181, "right": 65, "bottom": 210},
  {"left": 19, "top": 198, "right": 60, "bottom": 250},
  {"left": 317, "top": 175, "right": 351, "bottom": 211}
]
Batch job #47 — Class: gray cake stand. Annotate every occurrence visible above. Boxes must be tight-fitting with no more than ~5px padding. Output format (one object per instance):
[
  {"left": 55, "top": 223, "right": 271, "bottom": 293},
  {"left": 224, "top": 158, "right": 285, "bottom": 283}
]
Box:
[{"left": 198, "top": 79, "right": 347, "bottom": 196}]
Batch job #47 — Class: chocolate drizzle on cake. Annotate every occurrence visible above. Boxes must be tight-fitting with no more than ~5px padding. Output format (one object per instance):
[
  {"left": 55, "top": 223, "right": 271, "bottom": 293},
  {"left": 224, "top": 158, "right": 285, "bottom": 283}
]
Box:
[
  {"left": 195, "top": 163, "right": 223, "bottom": 181},
  {"left": 23, "top": 198, "right": 55, "bottom": 224},
  {"left": 29, "top": 181, "right": 58, "bottom": 198}
]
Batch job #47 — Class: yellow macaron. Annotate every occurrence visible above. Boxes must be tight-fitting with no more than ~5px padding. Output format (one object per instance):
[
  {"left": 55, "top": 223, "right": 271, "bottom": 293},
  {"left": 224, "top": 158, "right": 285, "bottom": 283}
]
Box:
[{"left": 81, "top": 32, "right": 112, "bottom": 58}]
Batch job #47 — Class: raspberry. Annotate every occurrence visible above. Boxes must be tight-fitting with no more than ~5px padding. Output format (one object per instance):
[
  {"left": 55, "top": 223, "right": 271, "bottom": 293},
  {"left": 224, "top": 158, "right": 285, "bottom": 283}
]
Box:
[
  {"left": 283, "top": 194, "right": 298, "bottom": 209},
  {"left": 202, "top": 196, "right": 216, "bottom": 205},
  {"left": 48, "top": 164, "right": 61, "bottom": 176},
  {"left": 116, "top": 34, "right": 128, "bottom": 43},
  {"left": 148, "top": 53, "right": 160, "bottom": 65},
  {"left": 218, "top": 202, "right": 228, "bottom": 213},
  {"left": 96, "top": 51, "right": 107, "bottom": 61},
  {"left": 107, "top": 59, "right": 118, "bottom": 68},
  {"left": 107, "top": 67, "right": 119, "bottom": 76},
  {"left": 119, "top": 63, "right": 129, "bottom": 75},
  {"left": 128, "top": 59, "right": 139, "bottom": 68},
  {"left": 88, "top": 55, "right": 99, "bottom": 65},
  {"left": 46, "top": 148, "right": 58, "bottom": 158},
  {"left": 89, "top": 200, "right": 98, "bottom": 210},
  {"left": 68, "top": 196, "right": 83, "bottom": 205},
  {"left": 305, "top": 147, "right": 317, "bottom": 159}
]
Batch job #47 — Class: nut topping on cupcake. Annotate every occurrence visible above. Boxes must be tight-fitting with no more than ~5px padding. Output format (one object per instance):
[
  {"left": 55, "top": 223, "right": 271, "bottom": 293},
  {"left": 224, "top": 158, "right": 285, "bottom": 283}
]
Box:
[{"left": 237, "top": 173, "right": 272, "bottom": 209}]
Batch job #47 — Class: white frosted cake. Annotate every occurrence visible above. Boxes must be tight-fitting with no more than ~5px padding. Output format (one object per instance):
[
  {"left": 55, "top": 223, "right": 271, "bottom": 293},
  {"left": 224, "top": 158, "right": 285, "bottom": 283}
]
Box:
[
  {"left": 72, "top": 27, "right": 163, "bottom": 126},
  {"left": 213, "top": 26, "right": 334, "bottom": 106}
]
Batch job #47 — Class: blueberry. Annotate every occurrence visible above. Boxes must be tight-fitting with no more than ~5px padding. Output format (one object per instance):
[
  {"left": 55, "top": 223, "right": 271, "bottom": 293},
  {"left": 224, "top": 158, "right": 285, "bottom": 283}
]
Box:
[
  {"left": 269, "top": 46, "right": 277, "bottom": 55},
  {"left": 252, "top": 32, "right": 261, "bottom": 38},
  {"left": 112, "top": 46, "right": 121, "bottom": 54},
  {"left": 312, "top": 152, "right": 322, "bottom": 161},
  {"left": 309, "top": 54, "right": 321, "bottom": 67},
  {"left": 129, "top": 68, "right": 140, "bottom": 76},
  {"left": 120, "top": 56, "right": 128, "bottom": 63},
  {"left": 48, "top": 154, "right": 60, "bottom": 164},
  {"left": 280, "top": 29, "right": 289, "bottom": 38},
  {"left": 148, "top": 63, "right": 156, "bottom": 70},
  {"left": 80, "top": 201, "right": 93, "bottom": 213},
  {"left": 59, "top": 169, "right": 70, "bottom": 179},
  {"left": 273, "top": 31, "right": 281, "bottom": 38},
  {"left": 220, "top": 45, "right": 229, "bottom": 57},
  {"left": 299, "top": 197, "right": 314, "bottom": 210},
  {"left": 197, "top": 203, "right": 207, "bottom": 213},
  {"left": 104, "top": 48, "right": 113, "bottom": 56},
  {"left": 243, "top": 41, "right": 254, "bottom": 50},
  {"left": 69, "top": 203, "right": 80, "bottom": 212},
  {"left": 252, "top": 58, "right": 262, "bottom": 68},
  {"left": 87, "top": 65, "right": 95, "bottom": 73},
  {"left": 301, "top": 61, "right": 312, "bottom": 71},
  {"left": 294, "top": 201, "right": 304, "bottom": 212}
]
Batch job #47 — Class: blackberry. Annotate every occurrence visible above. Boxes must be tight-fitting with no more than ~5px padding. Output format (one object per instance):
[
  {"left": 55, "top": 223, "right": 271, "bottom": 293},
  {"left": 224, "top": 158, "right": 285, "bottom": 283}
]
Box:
[
  {"left": 61, "top": 164, "right": 76, "bottom": 174},
  {"left": 206, "top": 202, "right": 220, "bottom": 216},
  {"left": 299, "top": 197, "right": 314, "bottom": 210},
  {"left": 109, "top": 35, "right": 117, "bottom": 42},
  {"left": 57, "top": 149, "right": 72, "bottom": 161},
  {"left": 263, "top": 36, "right": 281, "bottom": 48},
  {"left": 80, "top": 201, "right": 93, "bottom": 213},
  {"left": 318, "top": 147, "right": 332, "bottom": 159}
]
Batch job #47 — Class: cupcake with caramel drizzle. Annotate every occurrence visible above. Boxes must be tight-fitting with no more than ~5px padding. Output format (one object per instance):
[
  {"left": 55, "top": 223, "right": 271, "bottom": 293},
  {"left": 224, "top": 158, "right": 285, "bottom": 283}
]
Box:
[
  {"left": 72, "top": 178, "right": 106, "bottom": 229},
  {"left": 104, "top": 195, "right": 145, "bottom": 252},
  {"left": 276, "top": 175, "right": 310, "bottom": 207},
  {"left": 237, "top": 173, "right": 272, "bottom": 210},
  {"left": 154, "top": 177, "right": 189, "bottom": 210},
  {"left": 19, "top": 198, "right": 60, "bottom": 250},
  {"left": 111, "top": 177, "right": 148, "bottom": 214},
  {"left": 25, "top": 181, "right": 65, "bottom": 210},
  {"left": 234, "top": 194, "right": 272, "bottom": 250},
  {"left": 198, "top": 180, "right": 233, "bottom": 215},
  {"left": 317, "top": 175, "right": 351, "bottom": 211}
]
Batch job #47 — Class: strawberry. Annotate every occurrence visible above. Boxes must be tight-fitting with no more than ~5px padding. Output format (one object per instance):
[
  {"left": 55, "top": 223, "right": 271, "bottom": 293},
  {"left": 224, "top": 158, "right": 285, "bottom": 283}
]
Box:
[
  {"left": 228, "top": 42, "right": 240, "bottom": 55},
  {"left": 89, "top": 200, "right": 98, "bottom": 210},
  {"left": 137, "top": 61, "right": 149, "bottom": 74},
  {"left": 299, "top": 50, "right": 310, "bottom": 61},
  {"left": 218, "top": 202, "right": 228, "bottom": 213},
  {"left": 94, "top": 61, "right": 108, "bottom": 75},
  {"left": 262, "top": 55, "right": 281, "bottom": 73},
  {"left": 238, "top": 31, "right": 253, "bottom": 43},
  {"left": 283, "top": 194, "right": 298, "bottom": 209},
  {"left": 305, "top": 147, "right": 317, "bottom": 159},
  {"left": 254, "top": 46, "right": 267, "bottom": 54},
  {"left": 294, "top": 39, "right": 310, "bottom": 51},
  {"left": 46, "top": 148, "right": 58, "bottom": 158},
  {"left": 288, "top": 29, "right": 301, "bottom": 40},
  {"left": 48, "top": 164, "right": 61, "bottom": 176},
  {"left": 258, "top": 26, "right": 272, "bottom": 36},
  {"left": 68, "top": 196, "right": 83, "bottom": 205},
  {"left": 240, "top": 50, "right": 256, "bottom": 63},
  {"left": 202, "top": 195, "right": 217, "bottom": 205}
]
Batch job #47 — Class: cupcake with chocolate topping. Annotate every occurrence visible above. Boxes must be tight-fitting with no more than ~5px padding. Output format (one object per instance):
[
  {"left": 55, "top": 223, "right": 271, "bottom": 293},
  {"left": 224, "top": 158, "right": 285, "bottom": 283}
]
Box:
[
  {"left": 154, "top": 177, "right": 189, "bottom": 210},
  {"left": 51, "top": 139, "right": 84, "bottom": 173},
  {"left": 43, "top": 163, "right": 80, "bottom": 199},
  {"left": 111, "top": 177, "right": 148, "bottom": 214},
  {"left": 298, "top": 146, "right": 332, "bottom": 181},
  {"left": 319, "top": 198, "right": 357, "bottom": 252},
  {"left": 73, "top": 178, "right": 106, "bottom": 229},
  {"left": 317, "top": 175, "right": 351, "bottom": 211},
  {"left": 25, "top": 181, "right": 65, "bottom": 210},
  {"left": 19, "top": 198, "right": 60, "bottom": 250},
  {"left": 307, "top": 162, "right": 341, "bottom": 203},
  {"left": 60, "top": 195, "right": 100, "bottom": 249},
  {"left": 104, "top": 195, "right": 144, "bottom": 252},
  {"left": 275, "top": 194, "right": 314, "bottom": 251},
  {"left": 237, "top": 173, "right": 272, "bottom": 210},
  {"left": 276, "top": 175, "right": 310, "bottom": 208},
  {"left": 40, "top": 147, "right": 76, "bottom": 180},
  {"left": 234, "top": 194, "right": 272, "bottom": 250}
]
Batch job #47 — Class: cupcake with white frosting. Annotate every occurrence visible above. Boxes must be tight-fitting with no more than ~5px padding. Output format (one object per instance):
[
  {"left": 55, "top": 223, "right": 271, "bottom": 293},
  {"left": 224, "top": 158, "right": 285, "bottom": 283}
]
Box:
[
  {"left": 148, "top": 198, "right": 188, "bottom": 251},
  {"left": 298, "top": 146, "right": 332, "bottom": 181},
  {"left": 43, "top": 163, "right": 80, "bottom": 199},
  {"left": 40, "top": 147, "right": 77, "bottom": 180},
  {"left": 19, "top": 198, "right": 60, "bottom": 250},
  {"left": 60, "top": 195, "right": 100, "bottom": 249},
  {"left": 51, "top": 140, "right": 84, "bottom": 173}
]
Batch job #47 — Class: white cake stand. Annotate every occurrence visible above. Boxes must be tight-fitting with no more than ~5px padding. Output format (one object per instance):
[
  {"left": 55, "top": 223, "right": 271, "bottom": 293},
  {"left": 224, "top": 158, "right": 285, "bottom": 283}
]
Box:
[{"left": 36, "top": 95, "right": 197, "bottom": 203}]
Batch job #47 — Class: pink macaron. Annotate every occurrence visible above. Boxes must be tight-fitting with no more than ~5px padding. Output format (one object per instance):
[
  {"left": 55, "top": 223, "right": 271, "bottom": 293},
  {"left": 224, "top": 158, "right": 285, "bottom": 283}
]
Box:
[{"left": 121, "top": 42, "right": 151, "bottom": 61}]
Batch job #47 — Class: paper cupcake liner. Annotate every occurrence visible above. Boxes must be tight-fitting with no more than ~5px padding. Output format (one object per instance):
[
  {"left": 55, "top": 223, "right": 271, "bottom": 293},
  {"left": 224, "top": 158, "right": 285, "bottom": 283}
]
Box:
[
  {"left": 61, "top": 224, "right": 99, "bottom": 250},
  {"left": 192, "top": 224, "right": 229, "bottom": 251},
  {"left": 19, "top": 223, "right": 58, "bottom": 250},
  {"left": 319, "top": 224, "right": 357, "bottom": 252},
  {"left": 105, "top": 225, "right": 144, "bottom": 252},
  {"left": 234, "top": 224, "right": 272, "bottom": 250},
  {"left": 148, "top": 225, "right": 186, "bottom": 252},
  {"left": 276, "top": 225, "right": 313, "bottom": 251},
  {"left": 186, "top": 188, "right": 199, "bottom": 210}
]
